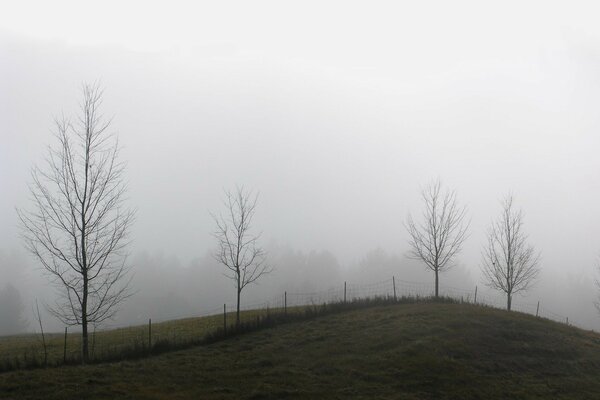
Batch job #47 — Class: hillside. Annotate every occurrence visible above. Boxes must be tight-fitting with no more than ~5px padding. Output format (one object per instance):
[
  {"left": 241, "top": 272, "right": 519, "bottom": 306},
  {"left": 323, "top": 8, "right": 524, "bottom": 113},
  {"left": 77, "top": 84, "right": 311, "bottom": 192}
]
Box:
[{"left": 1, "top": 302, "right": 600, "bottom": 399}]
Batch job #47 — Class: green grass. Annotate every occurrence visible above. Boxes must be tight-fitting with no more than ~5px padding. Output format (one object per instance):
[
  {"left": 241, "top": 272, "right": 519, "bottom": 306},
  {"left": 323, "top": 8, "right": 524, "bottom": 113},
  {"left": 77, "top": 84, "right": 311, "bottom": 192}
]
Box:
[
  {"left": 1, "top": 301, "right": 600, "bottom": 399},
  {"left": 0, "top": 307, "right": 292, "bottom": 368}
]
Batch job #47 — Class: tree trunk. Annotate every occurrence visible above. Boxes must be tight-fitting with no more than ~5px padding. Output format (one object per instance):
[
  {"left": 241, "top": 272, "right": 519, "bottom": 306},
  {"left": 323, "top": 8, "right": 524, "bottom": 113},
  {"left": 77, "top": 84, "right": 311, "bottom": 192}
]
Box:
[
  {"left": 434, "top": 268, "right": 439, "bottom": 298},
  {"left": 82, "top": 275, "right": 89, "bottom": 363},
  {"left": 81, "top": 213, "right": 89, "bottom": 363},
  {"left": 236, "top": 281, "right": 241, "bottom": 326},
  {"left": 507, "top": 293, "right": 512, "bottom": 311},
  {"left": 82, "top": 319, "right": 89, "bottom": 363},
  {"left": 81, "top": 137, "right": 90, "bottom": 364}
]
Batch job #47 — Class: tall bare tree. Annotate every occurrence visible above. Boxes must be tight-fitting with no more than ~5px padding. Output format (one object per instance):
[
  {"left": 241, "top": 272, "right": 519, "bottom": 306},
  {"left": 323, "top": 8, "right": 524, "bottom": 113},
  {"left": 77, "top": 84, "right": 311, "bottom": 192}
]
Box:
[
  {"left": 405, "top": 179, "right": 469, "bottom": 297},
  {"left": 481, "top": 195, "right": 540, "bottom": 311},
  {"left": 17, "top": 84, "right": 134, "bottom": 363},
  {"left": 212, "top": 187, "right": 270, "bottom": 325}
]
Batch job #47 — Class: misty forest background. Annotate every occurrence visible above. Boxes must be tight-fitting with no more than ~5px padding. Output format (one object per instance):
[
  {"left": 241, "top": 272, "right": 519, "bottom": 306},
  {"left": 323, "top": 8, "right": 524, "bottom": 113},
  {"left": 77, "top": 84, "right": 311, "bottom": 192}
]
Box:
[{"left": 2, "top": 2, "right": 600, "bottom": 335}]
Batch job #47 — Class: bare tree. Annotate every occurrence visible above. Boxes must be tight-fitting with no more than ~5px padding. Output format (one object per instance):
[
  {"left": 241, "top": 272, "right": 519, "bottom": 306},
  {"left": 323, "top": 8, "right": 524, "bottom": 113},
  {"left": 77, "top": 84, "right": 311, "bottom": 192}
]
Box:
[
  {"left": 481, "top": 195, "right": 540, "bottom": 311},
  {"left": 17, "top": 84, "right": 134, "bottom": 363},
  {"left": 212, "top": 187, "right": 270, "bottom": 325},
  {"left": 405, "top": 179, "right": 469, "bottom": 297}
]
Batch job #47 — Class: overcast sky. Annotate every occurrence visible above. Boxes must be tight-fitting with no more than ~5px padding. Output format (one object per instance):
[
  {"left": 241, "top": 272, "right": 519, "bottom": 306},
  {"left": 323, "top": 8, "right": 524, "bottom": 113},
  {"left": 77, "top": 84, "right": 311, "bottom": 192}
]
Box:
[{"left": 2, "top": 1, "right": 600, "bottom": 329}]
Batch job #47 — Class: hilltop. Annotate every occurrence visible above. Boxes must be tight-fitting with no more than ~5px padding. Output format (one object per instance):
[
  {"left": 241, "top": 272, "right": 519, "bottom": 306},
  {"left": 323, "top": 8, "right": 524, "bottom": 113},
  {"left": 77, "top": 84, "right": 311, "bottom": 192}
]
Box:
[{"left": 1, "top": 302, "right": 600, "bottom": 399}]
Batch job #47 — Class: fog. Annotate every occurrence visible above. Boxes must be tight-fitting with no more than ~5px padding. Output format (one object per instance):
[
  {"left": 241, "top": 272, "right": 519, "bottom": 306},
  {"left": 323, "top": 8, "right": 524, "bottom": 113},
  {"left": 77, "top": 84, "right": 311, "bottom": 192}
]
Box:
[{"left": 1, "top": 1, "right": 600, "bottom": 333}]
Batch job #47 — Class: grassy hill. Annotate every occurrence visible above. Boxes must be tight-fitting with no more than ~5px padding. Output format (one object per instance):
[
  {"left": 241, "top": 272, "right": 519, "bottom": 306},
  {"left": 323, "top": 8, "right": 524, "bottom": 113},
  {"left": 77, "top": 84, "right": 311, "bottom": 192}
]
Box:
[{"left": 1, "top": 302, "right": 600, "bottom": 399}]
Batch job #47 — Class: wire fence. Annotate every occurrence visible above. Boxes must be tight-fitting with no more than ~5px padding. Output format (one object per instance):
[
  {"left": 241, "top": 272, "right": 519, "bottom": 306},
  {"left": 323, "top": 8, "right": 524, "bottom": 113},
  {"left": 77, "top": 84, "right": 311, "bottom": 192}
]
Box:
[{"left": 0, "top": 276, "right": 584, "bottom": 371}]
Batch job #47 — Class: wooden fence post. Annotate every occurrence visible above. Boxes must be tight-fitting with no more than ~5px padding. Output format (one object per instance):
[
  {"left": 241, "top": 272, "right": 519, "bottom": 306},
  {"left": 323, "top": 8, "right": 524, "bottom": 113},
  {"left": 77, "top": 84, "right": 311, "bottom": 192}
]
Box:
[
  {"left": 344, "top": 281, "right": 347, "bottom": 303},
  {"left": 148, "top": 319, "right": 152, "bottom": 350},
  {"left": 284, "top": 291, "right": 287, "bottom": 315},
  {"left": 474, "top": 286, "right": 478, "bottom": 304},
  {"left": 392, "top": 276, "right": 397, "bottom": 301},
  {"left": 223, "top": 304, "right": 227, "bottom": 333},
  {"left": 63, "top": 327, "right": 68, "bottom": 364},
  {"left": 536, "top": 301, "right": 539, "bottom": 317}
]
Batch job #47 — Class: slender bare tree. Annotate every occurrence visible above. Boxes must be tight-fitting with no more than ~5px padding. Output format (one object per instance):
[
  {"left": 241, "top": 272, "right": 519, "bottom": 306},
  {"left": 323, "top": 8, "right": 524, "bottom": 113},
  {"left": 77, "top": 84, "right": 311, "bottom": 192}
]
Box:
[
  {"left": 481, "top": 195, "right": 540, "bottom": 311},
  {"left": 212, "top": 187, "right": 270, "bottom": 325},
  {"left": 405, "top": 179, "right": 469, "bottom": 297},
  {"left": 33, "top": 299, "right": 48, "bottom": 366},
  {"left": 17, "top": 84, "right": 134, "bottom": 363}
]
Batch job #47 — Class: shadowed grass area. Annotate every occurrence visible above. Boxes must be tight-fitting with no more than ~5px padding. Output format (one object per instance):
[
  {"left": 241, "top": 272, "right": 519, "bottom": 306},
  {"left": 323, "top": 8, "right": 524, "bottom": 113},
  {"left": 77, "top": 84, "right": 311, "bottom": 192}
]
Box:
[{"left": 2, "top": 302, "right": 600, "bottom": 399}]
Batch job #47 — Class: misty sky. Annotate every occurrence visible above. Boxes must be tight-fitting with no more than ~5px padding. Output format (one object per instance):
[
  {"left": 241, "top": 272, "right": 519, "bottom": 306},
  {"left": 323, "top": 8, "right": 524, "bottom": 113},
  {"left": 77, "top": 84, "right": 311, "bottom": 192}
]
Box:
[{"left": 2, "top": 1, "right": 600, "bottom": 330}]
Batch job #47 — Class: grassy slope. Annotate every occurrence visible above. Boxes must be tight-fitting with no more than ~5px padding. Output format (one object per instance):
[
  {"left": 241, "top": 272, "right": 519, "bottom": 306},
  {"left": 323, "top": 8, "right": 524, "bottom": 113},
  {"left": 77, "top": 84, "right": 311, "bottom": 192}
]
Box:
[
  {"left": 0, "top": 308, "right": 285, "bottom": 366},
  {"left": 1, "top": 302, "right": 600, "bottom": 399}
]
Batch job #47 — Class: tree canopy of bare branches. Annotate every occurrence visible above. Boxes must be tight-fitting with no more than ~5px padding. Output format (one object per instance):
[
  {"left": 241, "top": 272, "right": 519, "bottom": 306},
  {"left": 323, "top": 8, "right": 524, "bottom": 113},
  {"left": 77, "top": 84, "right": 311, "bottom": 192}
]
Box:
[
  {"left": 405, "top": 179, "right": 469, "bottom": 297},
  {"left": 212, "top": 187, "right": 270, "bottom": 325},
  {"left": 17, "top": 84, "right": 134, "bottom": 363},
  {"left": 481, "top": 195, "right": 540, "bottom": 311}
]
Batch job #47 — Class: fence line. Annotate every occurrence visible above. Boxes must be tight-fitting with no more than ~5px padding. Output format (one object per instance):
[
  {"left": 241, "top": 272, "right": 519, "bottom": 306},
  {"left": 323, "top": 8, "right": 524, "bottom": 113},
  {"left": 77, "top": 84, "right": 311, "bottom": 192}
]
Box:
[
  {"left": 91, "top": 277, "right": 580, "bottom": 333},
  {"left": 0, "top": 275, "right": 585, "bottom": 370}
]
